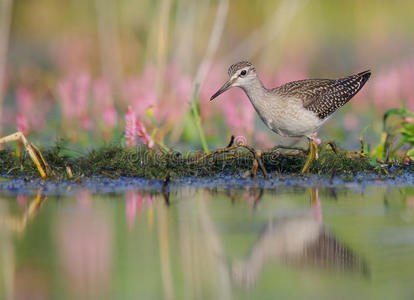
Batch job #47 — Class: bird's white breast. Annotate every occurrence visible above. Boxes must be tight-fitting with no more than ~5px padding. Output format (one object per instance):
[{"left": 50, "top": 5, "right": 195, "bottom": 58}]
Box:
[{"left": 252, "top": 95, "right": 324, "bottom": 138}]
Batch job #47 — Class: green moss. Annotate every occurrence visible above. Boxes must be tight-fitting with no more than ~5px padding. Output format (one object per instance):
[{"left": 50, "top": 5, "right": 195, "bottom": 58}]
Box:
[{"left": 0, "top": 143, "right": 409, "bottom": 181}]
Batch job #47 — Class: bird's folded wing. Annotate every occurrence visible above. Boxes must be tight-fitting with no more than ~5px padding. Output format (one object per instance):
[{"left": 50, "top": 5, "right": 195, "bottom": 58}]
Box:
[{"left": 274, "top": 71, "right": 371, "bottom": 119}]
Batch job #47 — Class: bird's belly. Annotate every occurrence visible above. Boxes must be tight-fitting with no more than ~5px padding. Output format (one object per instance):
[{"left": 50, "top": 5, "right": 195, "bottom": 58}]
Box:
[{"left": 261, "top": 102, "right": 323, "bottom": 137}]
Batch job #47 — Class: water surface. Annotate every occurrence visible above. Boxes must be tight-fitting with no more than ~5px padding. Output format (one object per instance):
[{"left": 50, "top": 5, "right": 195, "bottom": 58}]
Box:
[{"left": 1, "top": 185, "right": 414, "bottom": 299}]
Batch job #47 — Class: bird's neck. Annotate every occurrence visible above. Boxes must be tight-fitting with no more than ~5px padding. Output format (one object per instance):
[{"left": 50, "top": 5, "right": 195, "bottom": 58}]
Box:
[{"left": 240, "top": 77, "right": 269, "bottom": 106}]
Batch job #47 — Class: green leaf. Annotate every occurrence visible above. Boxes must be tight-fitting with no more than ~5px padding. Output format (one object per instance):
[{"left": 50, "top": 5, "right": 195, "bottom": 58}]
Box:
[{"left": 383, "top": 107, "right": 414, "bottom": 131}]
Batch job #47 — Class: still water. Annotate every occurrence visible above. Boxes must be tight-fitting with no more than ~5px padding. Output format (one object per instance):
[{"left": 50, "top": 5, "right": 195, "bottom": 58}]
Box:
[{"left": 1, "top": 185, "right": 414, "bottom": 299}]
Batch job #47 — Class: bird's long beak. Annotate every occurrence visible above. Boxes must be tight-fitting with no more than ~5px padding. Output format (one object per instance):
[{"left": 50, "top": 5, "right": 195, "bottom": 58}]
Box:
[{"left": 210, "top": 79, "right": 234, "bottom": 101}]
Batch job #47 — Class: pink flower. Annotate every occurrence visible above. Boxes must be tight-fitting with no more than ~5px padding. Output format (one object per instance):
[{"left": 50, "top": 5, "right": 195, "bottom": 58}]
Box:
[
  {"left": 102, "top": 106, "right": 118, "bottom": 129},
  {"left": 371, "top": 70, "right": 401, "bottom": 109},
  {"left": 17, "top": 113, "right": 28, "bottom": 135},
  {"left": 311, "top": 132, "right": 321, "bottom": 145},
  {"left": 92, "top": 77, "right": 118, "bottom": 132},
  {"left": 16, "top": 86, "right": 46, "bottom": 131},
  {"left": 175, "top": 76, "right": 192, "bottom": 101},
  {"left": 80, "top": 116, "right": 94, "bottom": 130},
  {"left": 125, "top": 106, "right": 137, "bottom": 147},
  {"left": 57, "top": 79, "right": 76, "bottom": 119},
  {"left": 74, "top": 72, "right": 91, "bottom": 116},
  {"left": 124, "top": 106, "right": 154, "bottom": 148},
  {"left": 16, "top": 86, "right": 34, "bottom": 114},
  {"left": 221, "top": 94, "right": 255, "bottom": 137},
  {"left": 136, "top": 119, "right": 154, "bottom": 148},
  {"left": 93, "top": 78, "right": 111, "bottom": 107},
  {"left": 57, "top": 72, "right": 91, "bottom": 121},
  {"left": 123, "top": 65, "right": 157, "bottom": 119}
]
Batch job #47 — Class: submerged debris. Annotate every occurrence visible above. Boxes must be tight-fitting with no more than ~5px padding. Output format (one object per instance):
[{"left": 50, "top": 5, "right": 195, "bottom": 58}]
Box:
[{"left": 0, "top": 142, "right": 412, "bottom": 181}]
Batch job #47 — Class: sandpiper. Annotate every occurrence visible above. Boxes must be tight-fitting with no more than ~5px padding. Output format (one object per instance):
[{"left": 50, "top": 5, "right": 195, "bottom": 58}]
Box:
[{"left": 210, "top": 61, "right": 371, "bottom": 173}]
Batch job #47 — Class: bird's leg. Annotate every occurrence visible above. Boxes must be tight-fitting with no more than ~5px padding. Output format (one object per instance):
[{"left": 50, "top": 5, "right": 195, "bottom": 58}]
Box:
[
  {"left": 301, "top": 138, "right": 318, "bottom": 173},
  {"left": 0, "top": 132, "right": 49, "bottom": 179}
]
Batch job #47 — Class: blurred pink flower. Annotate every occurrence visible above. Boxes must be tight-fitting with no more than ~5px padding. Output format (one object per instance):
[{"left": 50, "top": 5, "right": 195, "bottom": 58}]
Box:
[
  {"left": 125, "top": 106, "right": 137, "bottom": 147},
  {"left": 16, "top": 86, "right": 46, "bottom": 131},
  {"left": 17, "top": 113, "right": 28, "bottom": 135},
  {"left": 343, "top": 114, "right": 360, "bottom": 131},
  {"left": 57, "top": 72, "right": 91, "bottom": 123},
  {"left": 92, "top": 77, "right": 117, "bottom": 134},
  {"left": 175, "top": 76, "right": 192, "bottom": 101},
  {"left": 201, "top": 64, "right": 228, "bottom": 121},
  {"left": 93, "top": 78, "right": 111, "bottom": 107},
  {"left": 221, "top": 95, "right": 255, "bottom": 137},
  {"left": 271, "top": 66, "right": 307, "bottom": 88},
  {"left": 123, "top": 65, "right": 157, "bottom": 119},
  {"left": 57, "top": 79, "right": 76, "bottom": 119},
  {"left": 81, "top": 116, "right": 94, "bottom": 130},
  {"left": 75, "top": 73, "right": 91, "bottom": 115},
  {"left": 102, "top": 106, "right": 118, "bottom": 129},
  {"left": 369, "top": 58, "right": 414, "bottom": 110},
  {"left": 399, "top": 60, "right": 414, "bottom": 109},
  {"left": 16, "top": 86, "right": 34, "bottom": 114},
  {"left": 51, "top": 35, "right": 93, "bottom": 75},
  {"left": 371, "top": 70, "right": 401, "bottom": 109}
]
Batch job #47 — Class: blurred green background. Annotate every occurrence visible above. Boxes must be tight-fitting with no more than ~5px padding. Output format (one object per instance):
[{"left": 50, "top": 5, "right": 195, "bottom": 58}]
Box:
[{"left": 1, "top": 0, "right": 413, "bottom": 150}]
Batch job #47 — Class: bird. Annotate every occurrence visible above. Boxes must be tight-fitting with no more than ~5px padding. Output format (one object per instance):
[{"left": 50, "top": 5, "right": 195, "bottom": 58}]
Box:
[{"left": 210, "top": 61, "right": 371, "bottom": 173}]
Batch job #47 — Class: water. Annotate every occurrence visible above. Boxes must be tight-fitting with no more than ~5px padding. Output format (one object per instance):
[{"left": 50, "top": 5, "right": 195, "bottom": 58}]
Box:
[{"left": 1, "top": 183, "right": 414, "bottom": 299}]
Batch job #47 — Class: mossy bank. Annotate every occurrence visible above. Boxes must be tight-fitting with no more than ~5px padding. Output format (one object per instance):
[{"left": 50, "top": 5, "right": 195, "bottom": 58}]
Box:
[{"left": 0, "top": 143, "right": 412, "bottom": 182}]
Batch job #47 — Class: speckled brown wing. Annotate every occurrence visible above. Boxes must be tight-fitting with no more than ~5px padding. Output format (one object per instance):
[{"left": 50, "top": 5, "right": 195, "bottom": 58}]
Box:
[{"left": 274, "top": 70, "right": 371, "bottom": 119}]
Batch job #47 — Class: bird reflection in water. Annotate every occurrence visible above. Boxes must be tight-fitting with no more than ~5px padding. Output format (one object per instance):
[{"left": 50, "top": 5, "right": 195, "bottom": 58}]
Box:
[{"left": 231, "top": 187, "right": 369, "bottom": 288}]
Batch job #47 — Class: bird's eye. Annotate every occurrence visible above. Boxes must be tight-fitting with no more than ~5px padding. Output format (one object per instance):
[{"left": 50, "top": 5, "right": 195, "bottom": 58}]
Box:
[{"left": 240, "top": 70, "right": 247, "bottom": 77}]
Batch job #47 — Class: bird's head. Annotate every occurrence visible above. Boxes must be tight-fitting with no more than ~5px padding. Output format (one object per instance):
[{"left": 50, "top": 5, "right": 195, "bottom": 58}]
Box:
[{"left": 210, "top": 61, "right": 257, "bottom": 101}]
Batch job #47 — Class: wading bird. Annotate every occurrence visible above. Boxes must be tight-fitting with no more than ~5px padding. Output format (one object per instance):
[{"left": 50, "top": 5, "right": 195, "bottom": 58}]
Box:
[{"left": 210, "top": 61, "right": 371, "bottom": 173}]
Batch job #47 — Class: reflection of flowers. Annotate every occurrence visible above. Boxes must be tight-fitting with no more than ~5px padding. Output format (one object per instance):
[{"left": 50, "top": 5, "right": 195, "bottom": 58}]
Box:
[
  {"left": 17, "top": 195, "right": 27, "bottom": 208},
  {"left": 57, "top": 210, "right": 113, "bottom": 299},
  {"left": 76, "top": 189, "right": 92, "bottom": 208},
  {"left": 407, "top": 197, "right": 414, "bottom": 208},
  {"left": 125, "top": 190, "right": 154, "bottom": 228}
]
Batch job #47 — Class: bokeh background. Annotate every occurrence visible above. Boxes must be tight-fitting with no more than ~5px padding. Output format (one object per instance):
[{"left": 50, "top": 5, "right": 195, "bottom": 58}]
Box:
[{"left": 1, "top": 0, "right": 413, "bottom": 150}]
